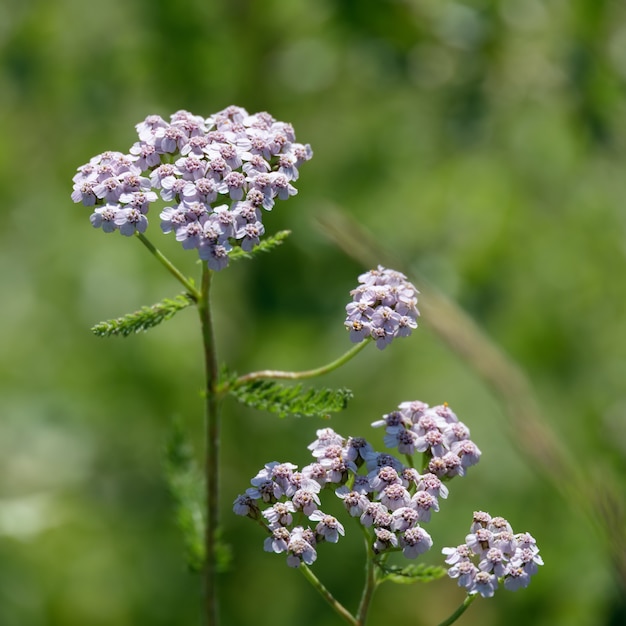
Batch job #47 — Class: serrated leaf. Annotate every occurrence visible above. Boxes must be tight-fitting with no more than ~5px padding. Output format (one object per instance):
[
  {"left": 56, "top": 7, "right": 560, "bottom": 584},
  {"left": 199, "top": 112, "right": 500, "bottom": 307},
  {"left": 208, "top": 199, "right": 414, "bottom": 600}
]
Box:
[
  {"left": 229, "top": 380, "right": 353, "bottom": 418},
  {"left": 218, "top": 365, "right": 238, "bottom": 389},
  {"left": 379, "top": 563, "right": 448, "bottom": 585},
  {"left": 229, "top": 230, "right": 291, "bottom": 262},
  {"left": 91, "top": 293, "right": 193, "bottom": 337},
  {"left": 164, "top": 419, "right": 205, "bottom": 572}
]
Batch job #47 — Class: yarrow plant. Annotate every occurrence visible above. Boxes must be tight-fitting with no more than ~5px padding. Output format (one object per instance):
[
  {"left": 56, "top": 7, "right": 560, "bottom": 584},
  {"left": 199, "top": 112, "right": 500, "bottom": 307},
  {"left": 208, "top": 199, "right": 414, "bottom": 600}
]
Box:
[{"left": 72, "top": 106, "right": 541, "bottom": 626}]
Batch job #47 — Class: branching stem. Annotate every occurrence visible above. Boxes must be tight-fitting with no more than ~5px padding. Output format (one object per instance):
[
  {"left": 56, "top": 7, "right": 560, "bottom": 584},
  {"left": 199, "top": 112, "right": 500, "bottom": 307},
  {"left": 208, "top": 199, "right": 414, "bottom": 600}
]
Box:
[
  {"left": 299, "top": 564, "right": 357, "bottom": 626},
  {"left": 231, "top": 340, "right": 370, "bottom": 387},
  {"left": 355, "top": 533, "right": 378, "bottom": 625},
  {"left": 136, "top": 232, "right": 201, "bottom": 300},
  {"left": 435, "top": 594, "right": 477, "bottom": 626},
  {"left": 138, "top": 233, "right": 220, "bottom": 625}
]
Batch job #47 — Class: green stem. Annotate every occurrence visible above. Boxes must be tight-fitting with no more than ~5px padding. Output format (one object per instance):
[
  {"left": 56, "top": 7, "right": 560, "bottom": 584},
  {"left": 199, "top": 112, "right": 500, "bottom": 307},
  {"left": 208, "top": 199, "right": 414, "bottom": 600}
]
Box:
[
  {"left": 355, "top": 535, "right": 378, "bottom": 625},
  {"left": 299, "top": 564, "right": 357, "bottom": 626},
  {"left": 435, "top": 594, "right": 477, "bottom": 626},
  {"left": 136, "top": 232, "right": 201, "bottom": 300},
  {"left": 231, "top": 339, "right": 371, "bottom": 388},
  {"left": 197, "top": 266, "right": 221, "bottom": 626}
]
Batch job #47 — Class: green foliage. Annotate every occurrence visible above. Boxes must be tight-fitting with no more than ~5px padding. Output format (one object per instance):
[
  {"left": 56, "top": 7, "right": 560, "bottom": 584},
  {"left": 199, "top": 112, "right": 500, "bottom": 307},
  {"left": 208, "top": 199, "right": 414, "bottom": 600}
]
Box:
[
  {"left": 91, "top": 293, "right": 193, "bottom": 338},
  {"left": 218, "top": 365, "right": 239, "bottom": 389},
  {"left": 229, "top": 230, "right": 291, "bottom": 262},
  {"left": 378, "top": 562, "right": 448, "bottom": 585},
  {"left": 163, "top": 419, "right": 206, "bottom": 573},
  {"left": 6, "top": 0, "right": 626, "bottom": 623},
  {"left": 229, "top": 380, "right": 353, "bottom": 418}
]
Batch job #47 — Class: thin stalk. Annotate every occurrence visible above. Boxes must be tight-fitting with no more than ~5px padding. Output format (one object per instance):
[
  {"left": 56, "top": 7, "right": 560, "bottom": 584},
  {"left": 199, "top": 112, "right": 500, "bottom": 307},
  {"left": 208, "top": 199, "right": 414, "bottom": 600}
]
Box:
[
  {"left": 435, "top": 594, "right": 477, "bottom": 626},
  {"left": 197, "top": 266, "right": 221, "bottom": 626},
  {"left": 299, "top": 564, "right": 357, "bottom": 626},
  {"left": 136, "top": 232, "right": 201, "bottom": 300},
  {"left": 231, "top": 340, "right": 370, "bottom": 387},
  {"left": 355, "top": 536, "right": 378, "bottom": 625}
]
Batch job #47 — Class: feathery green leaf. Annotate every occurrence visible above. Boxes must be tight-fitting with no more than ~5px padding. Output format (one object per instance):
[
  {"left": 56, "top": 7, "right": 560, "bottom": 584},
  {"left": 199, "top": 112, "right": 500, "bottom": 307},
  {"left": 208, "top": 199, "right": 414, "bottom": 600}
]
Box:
[
  {"left": 229, "top": 380, "right": 353, "bottom": 418},
  {"left": 91, "top": 293, "right": 194, "bottom": 337},
  {"left": 164, "top": 419, "right": 205, "bottom": 573},
  {"left": 378, "top": 562, "right": 447, "bottom": 585},
  {"left": 229, "top": 230, "right": 291, "bottom": 262}
]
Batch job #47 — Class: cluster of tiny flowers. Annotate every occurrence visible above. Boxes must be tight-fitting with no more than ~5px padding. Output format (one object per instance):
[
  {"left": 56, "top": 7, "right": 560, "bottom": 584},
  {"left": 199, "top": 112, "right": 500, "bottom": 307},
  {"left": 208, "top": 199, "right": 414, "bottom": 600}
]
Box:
[
  {"left": 71, "top": 106, "right": 312, "bottom": 270},
  {"left": 345, "top": 266, "right": 419, "bottom": 349},
  {"left": 442, "top": 511, "right": 543, "bottom": 597},
  {"left": 329, "top": 430, "right": 438, "bottom": 559},
  {"left": 233, "top": 457, "right": 346, "bottom": 568},
  {"left": 234, "top": 400, "right": 476, "bottom": 566},
  {"left": 372, "top": 401, "right": 481, "bottom": 479}
]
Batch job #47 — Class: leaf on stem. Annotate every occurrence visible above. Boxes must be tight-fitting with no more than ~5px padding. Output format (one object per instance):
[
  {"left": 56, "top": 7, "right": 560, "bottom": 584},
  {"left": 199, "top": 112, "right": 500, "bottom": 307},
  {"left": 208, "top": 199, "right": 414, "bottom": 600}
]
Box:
[
  {"left": 229, "top": 380, "right": 353, "bottom": 418},
  {"left": 91, "top": 293, "right": 194, "bottom": 337},
  {"left": 229, "top": 230, "right": 291, "bottom": 262},
  {"left": 378, "top": 563, "right": 448, "bottom": 585},
  {"left": 164, "top": 419, "right": 206, "bottom": 573}
]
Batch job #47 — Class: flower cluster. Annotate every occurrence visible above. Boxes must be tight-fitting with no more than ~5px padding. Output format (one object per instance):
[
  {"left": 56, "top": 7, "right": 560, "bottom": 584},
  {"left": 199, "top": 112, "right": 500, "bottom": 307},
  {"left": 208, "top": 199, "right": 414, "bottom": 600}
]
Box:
[
  {"left": 71, "top": 106, "right": 312, "bottom": 270},
  {"left": 331, "top": 432, "right": 439, "bottom": 559},
  {"left": 233, "top": 457, "right": 346, "bottom": 568},
  {"left": 234, "top": 398, "right": 476, "bottom": 567},
  {"left": 345, "top": 266, "right": 419, "bottom": 349},
  {"left": 372, "top": 400, "right": 481, "bottom": 478},
  {"left": 442, "top": 511, "right": 543, "bottom": 597}
]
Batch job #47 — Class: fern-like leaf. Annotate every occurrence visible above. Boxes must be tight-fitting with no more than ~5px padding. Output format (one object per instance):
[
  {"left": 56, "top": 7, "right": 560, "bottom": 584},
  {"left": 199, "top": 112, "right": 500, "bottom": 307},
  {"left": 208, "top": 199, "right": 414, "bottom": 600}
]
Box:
[
  {"left": 164, "top": 420, "right": 205, "bottom": 572},
  {"left": 229, "top": 380, "right": 353, "bottom": 418},
  {"left": 229, "top": 230, "right": 291, "bottom": 262},
  {"left": 91, "top": 293, "right": 193, "bottom": 337},
  {"left": 378, "top": 562, "right": 448, "bottom": 585}
]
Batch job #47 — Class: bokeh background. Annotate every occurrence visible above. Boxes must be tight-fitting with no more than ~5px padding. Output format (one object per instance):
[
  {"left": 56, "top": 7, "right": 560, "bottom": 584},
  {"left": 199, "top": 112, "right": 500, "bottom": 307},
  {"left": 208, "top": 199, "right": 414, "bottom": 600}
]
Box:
[{"left": 2, "top": 0, "right": 626, "bottom": 624}]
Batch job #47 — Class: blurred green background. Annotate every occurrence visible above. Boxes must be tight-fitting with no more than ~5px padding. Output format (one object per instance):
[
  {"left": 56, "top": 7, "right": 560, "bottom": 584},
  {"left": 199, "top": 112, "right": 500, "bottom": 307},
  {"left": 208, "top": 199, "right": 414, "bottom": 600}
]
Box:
[{"left": 2, "top": 0, "right": 626, "bottom": 624}]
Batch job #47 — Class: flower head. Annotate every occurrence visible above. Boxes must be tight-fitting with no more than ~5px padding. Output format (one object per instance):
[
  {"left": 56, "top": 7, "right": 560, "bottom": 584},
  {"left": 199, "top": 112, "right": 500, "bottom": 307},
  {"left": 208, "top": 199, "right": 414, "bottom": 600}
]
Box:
[
  {"left": 345, "top": 266, "right": 419, "bottom": 349},
  {"left": 374, "top": 400, "right": 481, "bottom": 479},
  {"left": 442, "top": 512, "right": 542, "bottom": 597},
  {"left": 72, "top": 107, "right": 312, "bottom": 269}
]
